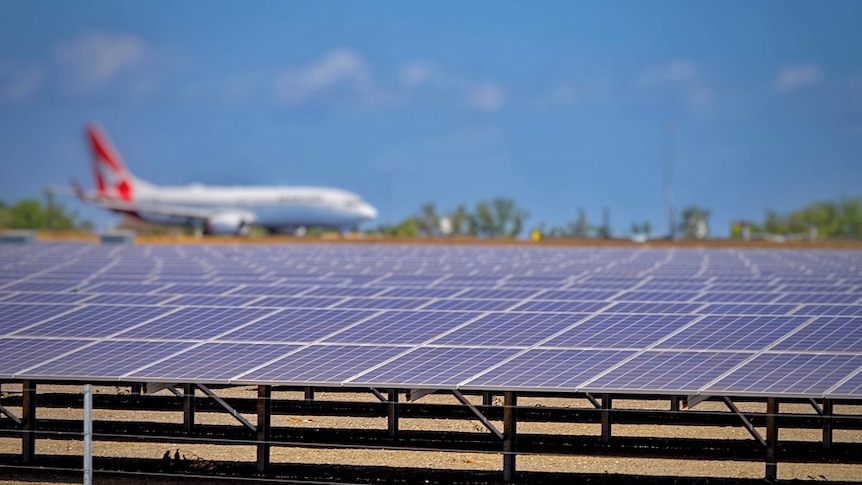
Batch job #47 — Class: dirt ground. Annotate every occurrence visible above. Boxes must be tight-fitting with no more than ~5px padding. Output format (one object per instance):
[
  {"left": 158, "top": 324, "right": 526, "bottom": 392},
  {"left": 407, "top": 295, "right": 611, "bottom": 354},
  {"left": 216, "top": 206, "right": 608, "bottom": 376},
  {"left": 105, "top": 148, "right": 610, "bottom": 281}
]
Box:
[{"left": 2, "top": 384, "right": 862, "bottom": 484}]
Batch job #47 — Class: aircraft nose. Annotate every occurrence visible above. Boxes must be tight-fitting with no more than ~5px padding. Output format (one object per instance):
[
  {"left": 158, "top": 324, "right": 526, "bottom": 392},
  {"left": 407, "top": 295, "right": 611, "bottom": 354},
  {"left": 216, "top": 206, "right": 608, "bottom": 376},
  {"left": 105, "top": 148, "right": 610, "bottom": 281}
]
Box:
[{"left": 361, "top": 203, "right": 379, "bottom": 220}]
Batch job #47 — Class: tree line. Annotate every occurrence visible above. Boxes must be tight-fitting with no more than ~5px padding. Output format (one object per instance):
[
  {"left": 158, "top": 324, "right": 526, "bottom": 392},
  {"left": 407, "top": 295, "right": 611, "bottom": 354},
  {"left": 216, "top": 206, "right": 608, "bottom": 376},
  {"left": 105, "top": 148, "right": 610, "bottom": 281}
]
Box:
[
  {"left": 2, "top": 194, "right": 861, "bottom": 240},
  {"left": 745, "top": 198, "right": 862, "bottom": 239},
  {"left": 0, "top": 195, "right": 93, "bottom": 231},
  {"left": 377, "top": 198, "right": 528, "bottom": 238}
]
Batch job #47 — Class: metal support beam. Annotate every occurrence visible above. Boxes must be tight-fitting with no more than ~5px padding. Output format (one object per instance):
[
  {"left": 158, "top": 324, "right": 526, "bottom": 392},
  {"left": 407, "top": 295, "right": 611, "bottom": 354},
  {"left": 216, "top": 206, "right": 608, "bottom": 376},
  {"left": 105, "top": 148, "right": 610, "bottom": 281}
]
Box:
[
  {"left": 256, "top": 385, "right": 271, "bottom": 473},
  {"left": 482, "top": 391, "right": 494, "bottom": 406},
  {"left": 146, "top": 382, "right": 182, "bottom": 397},
  {"left": 822, "top": 399, "right": 833, "bottom": 451},
  {"left": 670, "top": 396, "right": 681, "bottom": 412},
  {"left": 766, "top": 398, "right": 779, "bottom": 481},
  {"left": 0, "top": 382, "right": 14, "bottom": 425},
  {"left": 723, "top": 397, "right": 766, "bottom": 447},
  {"left": 130, "top": 383, "right": 142, "bottom": 396},
  {"left": 0, "top": 403, "right": 21, "bottom": 425},
  {"left": 183, "top": 383, "right": 195, "bottom": 434},
  {"left": 388, "top": 389, "right": 399, "bottom": 438},
  {"left": 452, "top": 390, "right": 503, "bottom": 440},
  {"left": 304, "top": 386, "right": 315, "bottom": 401},
  {"left": 808, "top": 398, "right": 823, "bottom": 415},
  {"left": 369, "top": 388, "right": 387, "bottom": 402},
  {"left": 197, "top": 384, "right": 256, "bottom": 432},
  {"left": 21, "top": 379, "right": 36, "bottom": 463},
  {"left": 584, "top": 393, "right": 601, "bottom": 409},
  {"left": 686, "top": 394, "right": 711, "bottom": 408},
  {"left": 601, "top": 394, "right": 612, "bottom": 445},
  {"left": 502, "top": 391, "right": 517, "bottom": 482},
  {"left": 83, "top": 384, "right": 93, "bottom": 485},
  {"left": 406, "top": 388, "right": 436, "bottom": 402}
]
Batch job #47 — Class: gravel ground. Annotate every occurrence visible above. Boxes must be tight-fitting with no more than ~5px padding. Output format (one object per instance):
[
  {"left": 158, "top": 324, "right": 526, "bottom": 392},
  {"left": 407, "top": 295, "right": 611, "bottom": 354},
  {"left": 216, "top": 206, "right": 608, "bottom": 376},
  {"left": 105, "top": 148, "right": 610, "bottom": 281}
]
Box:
[{"left": 2, "top": 384, "right": 862, "bottom": 484}]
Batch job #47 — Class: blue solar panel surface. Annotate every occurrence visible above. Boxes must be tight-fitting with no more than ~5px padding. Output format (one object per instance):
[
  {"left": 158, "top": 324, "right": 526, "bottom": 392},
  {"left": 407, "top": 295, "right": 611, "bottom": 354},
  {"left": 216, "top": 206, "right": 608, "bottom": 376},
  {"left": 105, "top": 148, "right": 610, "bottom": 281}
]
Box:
[{"left": 0, "top": 242, "right": 861, "bottom": 399}]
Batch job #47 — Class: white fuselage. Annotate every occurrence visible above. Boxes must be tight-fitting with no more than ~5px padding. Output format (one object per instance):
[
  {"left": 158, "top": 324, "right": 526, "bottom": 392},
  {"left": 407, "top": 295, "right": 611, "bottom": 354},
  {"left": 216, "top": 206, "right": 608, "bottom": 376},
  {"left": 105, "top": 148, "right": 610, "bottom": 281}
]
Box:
[{"left": 126, "top": 181, "right": 378, "bottom": 232}]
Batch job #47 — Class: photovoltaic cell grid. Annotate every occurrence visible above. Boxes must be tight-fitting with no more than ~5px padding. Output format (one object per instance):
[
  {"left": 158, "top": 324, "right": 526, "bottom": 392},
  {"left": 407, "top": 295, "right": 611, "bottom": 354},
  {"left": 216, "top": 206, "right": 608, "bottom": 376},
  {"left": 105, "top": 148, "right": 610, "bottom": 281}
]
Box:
[{"left": 0, "top": 242, "right": 861, "bottom": 399}]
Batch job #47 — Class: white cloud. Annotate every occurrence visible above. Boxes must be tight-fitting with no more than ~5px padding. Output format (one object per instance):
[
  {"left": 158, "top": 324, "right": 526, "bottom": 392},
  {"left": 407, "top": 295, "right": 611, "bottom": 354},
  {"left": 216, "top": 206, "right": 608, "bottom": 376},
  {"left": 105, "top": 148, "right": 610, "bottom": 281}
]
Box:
[
  {"left": 687, "top": 85, "right": 714, "bottom": 107},
  {"left": 466, "top": 82, "right": 505, "bottom": 112},
  {"left": 274, "top": 49, "right": 372, "bottom": 104},
  {"left": 636, "top": 60, "right": 714, "bottom": 109},
  {"left": 774, "top": 63, "right": 822, "bottom": 93},
  {"left": 0, "top": 61, "right": 45, "bottom": 103},
  {"left": 53, "top": 32, "right": 149, "bottom": 90},
  {"left": 638, "top": 61, "right": 696, "bottom": 86},
  {"left": 399, "top": 61, "right": 434, "bottom": 88}
]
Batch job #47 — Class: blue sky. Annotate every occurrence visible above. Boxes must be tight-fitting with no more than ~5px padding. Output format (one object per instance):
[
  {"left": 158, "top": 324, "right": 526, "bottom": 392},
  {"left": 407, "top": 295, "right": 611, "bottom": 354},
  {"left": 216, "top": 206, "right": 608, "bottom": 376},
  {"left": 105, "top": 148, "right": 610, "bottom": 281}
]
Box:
[{"left": 0, "top": 1, "right": 860, "bottom": 236}]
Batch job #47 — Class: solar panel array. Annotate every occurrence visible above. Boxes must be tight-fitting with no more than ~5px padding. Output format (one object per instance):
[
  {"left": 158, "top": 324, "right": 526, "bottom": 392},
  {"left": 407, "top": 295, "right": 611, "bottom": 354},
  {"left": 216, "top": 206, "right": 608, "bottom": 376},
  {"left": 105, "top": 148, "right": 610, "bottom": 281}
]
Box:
[{"left": 1, "top": 242, "right": 861, "bottom": 399}]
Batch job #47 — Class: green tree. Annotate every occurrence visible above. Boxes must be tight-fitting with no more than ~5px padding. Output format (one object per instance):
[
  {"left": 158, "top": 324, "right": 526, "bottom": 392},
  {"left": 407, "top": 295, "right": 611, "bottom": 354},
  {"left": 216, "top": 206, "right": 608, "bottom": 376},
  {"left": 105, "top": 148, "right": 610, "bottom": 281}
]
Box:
[
  {"left": 0, "top": 201, "right": 9, "bottom": 228},
  {"left": 760, "top": 199, "right": 862, "bottom": 239},
  {"left": 562, "top": 208, "right": 591, "bottom": 238},
  {"left": 9, "top": 198, "right": 45, "bottom": 229},
  {"left": 379, "top": 217, "right": 419, "bottom": 237},
  {"left": 0, "top": 196, "right": 93, "bottom": 231},
  {"left": 447, "top": 204, "right": 470, "bottom": 236},
  {"left": 418, "top": 202, "right": 439, "bottom": 236},
  {"left": 679, "top": 206, "right": 710, "bottom": 239},
  {"left": 472, "top": 201, "right": 494, "bottom": 237}
]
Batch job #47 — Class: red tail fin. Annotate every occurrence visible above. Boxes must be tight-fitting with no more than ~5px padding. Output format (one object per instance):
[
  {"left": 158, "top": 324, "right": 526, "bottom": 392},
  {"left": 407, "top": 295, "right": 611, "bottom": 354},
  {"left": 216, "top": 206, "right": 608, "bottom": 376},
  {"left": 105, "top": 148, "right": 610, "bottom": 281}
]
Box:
[{"left": 87, "top": 123, "right": 134, "bottom": 202}]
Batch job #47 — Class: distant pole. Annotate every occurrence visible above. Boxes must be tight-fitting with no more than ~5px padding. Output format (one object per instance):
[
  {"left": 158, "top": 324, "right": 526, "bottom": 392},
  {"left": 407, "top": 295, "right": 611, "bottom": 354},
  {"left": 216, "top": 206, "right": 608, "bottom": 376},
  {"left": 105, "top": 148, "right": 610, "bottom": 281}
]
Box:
[
  {"left": 664, "top": 121, "right": 675, "bottom": 239},
  {"left": 602, "top": 207, "right": 611, "bottom": 239},
  {"left": 84, "top": 384, "right": 93, "bottom": 485}
]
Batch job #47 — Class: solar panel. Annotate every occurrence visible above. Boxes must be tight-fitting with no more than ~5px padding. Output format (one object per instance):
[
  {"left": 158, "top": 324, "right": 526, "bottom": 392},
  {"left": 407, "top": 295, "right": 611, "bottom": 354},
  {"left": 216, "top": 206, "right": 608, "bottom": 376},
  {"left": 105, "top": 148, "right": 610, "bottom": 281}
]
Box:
[
  {"left": 696, "top": 292, "right": 781, "bottom": 304},
  {"left": 323, "top": 310, "right": 481, "bottom": 345},
  {"left": 793, "top": 304, "right": 862, "bottom": 317},
  {"left": 84, "top": 294, "right": 174, "bottom": 305},
  {"left": 777, "top": 293, "right": 861, "bottom": 304},
  {"left": 348, "top": 346, "right": 520, "bottom": 388},
  {"left": 696, "top": 303, "right": 799, "bottom": 316},
  {"left": 3, "top": 281, "right": 79, "bottom": 292},
  {"left": 376, "top": 287, "right": 464, "bottom": 299},
  {"left": 0, "top": 338, "right": 94, "bottom": 375},
  {"left": 656, "top": 315, "right": 812, "bottom": 351},
  {"left": 167, "top": 295, "right": 263, "bottom": 307},
  {"left": 118, "top": 307, "right": 277, "bottom": 340},
  {"left": 422, "top": 299, "right": 518, "bottom": 312},
  {"left": 704, "top": 353, "right": 862, "bottom": 397},
  {"left": 229, "top": 284, "right": 314, "bottom": 297},
  {"left": 462, "top": 349, "right": 634, "bottom": 390},
  {"left": 1, "top": 243, "right": 862, "bottom": 400},
  {"left": 433, "top": 312, "right": 590, "bottom": 348},
  {"left": 14, "top": 305, "right": 175, "bottom": 338},
  {"left": 3, "top": 292, "right": 91, "bottom": 304},
  {"left": 772, "top": 317, "right": 862, "bottom": 352},
  {"left": 0, "top": 303, "right": 83, "bottom": 336},
  {"left": 545, "top": 313, "right": 698, "bottom": 349},
  {"left": 510, "top": 300, "right": 608, "bottom": 313},
  {"left": 238, "top": 344, "right": 409, "bottom": 385},
  {"left": 605, "top": 302, "right": 704, "bottom": 314},
  {"left": 155, "top": 283, "right": 241, "bottom": 295},
  {"left": 20, "top": 340, "right": 196, "bottom": 379},
  {"left": 217, "top": 308, "right": 378, "bottom": 343},
  {"left": 581, "top": 351, "right": 753, "bottom": 394},
  {"left": 82, "top": 282, "right": 170, "bottom": 294},
  {"left": 617, "top": 290, "right": 701, "bottom": 302},
  {"left": 333, "top": 297, "right": 432, "bottom": 310},
  {"left": 128, "top": 342, "right": 301, "bottom": 382}
]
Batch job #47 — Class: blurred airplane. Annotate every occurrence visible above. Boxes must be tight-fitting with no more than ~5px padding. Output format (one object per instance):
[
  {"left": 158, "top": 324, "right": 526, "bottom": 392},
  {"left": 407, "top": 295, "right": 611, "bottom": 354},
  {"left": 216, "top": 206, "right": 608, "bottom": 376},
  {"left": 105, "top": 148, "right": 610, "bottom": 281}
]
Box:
[{"left": 64, "top": 124, "right": 378, "bottom": 235}]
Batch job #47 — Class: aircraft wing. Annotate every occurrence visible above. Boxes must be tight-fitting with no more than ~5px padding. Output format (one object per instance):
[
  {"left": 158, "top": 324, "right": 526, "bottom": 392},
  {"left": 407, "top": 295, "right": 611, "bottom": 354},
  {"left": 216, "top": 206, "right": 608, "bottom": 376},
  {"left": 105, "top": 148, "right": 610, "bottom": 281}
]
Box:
[{"left": 89, "top": 197, "right": 215, "bottom": 220}]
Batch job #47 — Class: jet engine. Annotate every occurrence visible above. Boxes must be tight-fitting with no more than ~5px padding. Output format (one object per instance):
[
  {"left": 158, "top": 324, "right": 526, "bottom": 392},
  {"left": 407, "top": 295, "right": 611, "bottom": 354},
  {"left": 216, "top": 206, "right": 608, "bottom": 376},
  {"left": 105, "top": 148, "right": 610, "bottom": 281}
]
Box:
[{"left": 205, "top": 211, "right": 256, "bottom": 236}]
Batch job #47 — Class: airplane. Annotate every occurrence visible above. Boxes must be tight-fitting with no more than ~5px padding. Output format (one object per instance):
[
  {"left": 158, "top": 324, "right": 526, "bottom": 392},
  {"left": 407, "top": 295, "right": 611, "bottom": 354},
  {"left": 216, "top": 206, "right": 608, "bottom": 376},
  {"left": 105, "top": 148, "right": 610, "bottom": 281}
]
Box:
[{"left": 66, "top": 123, "right": 378, "bottom": 235}]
